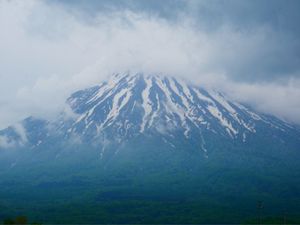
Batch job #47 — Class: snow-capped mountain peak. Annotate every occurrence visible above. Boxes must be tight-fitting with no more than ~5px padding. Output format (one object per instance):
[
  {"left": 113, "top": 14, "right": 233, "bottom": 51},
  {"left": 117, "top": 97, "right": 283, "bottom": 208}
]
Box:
[
  {"left": 1, "top": 72, "right": 299, "bottom": 157},
  {"left": 66, "top": 73, "right": 292, "bottom": 140}
]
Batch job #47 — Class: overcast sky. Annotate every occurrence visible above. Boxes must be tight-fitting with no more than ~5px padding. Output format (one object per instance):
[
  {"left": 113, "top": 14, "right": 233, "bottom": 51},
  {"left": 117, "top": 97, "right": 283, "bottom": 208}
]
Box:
[{"left": 0, "top": 0, "right": 300, "bottom": 128}]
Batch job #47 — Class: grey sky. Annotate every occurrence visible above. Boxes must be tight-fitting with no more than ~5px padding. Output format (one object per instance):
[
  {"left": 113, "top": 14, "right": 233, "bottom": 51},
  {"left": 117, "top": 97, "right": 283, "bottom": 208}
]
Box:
[
  {"left": 49, "top": 0, "right": 300, "bottom": 82},
  {"left": 0, "top": 0, "right": 300, "bottom": 128}
]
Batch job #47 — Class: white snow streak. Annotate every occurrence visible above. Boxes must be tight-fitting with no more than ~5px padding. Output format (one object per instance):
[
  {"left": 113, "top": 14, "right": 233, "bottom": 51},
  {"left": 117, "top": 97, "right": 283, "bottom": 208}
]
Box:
[
  {"left": 207, "top": 105, "right": 238, "bottom": 136},
  {"left": 140, "top": 77, "right": 153, "bottom": 132}
]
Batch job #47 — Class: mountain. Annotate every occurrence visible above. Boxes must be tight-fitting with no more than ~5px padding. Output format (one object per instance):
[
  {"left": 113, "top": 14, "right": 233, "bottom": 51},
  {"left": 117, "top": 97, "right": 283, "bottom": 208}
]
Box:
[
  {"left": 0, "top": 72, "right": 299, "bottom": 155},
  {"left": 1, "top": 73, "right": 300, "bottom": 224}
]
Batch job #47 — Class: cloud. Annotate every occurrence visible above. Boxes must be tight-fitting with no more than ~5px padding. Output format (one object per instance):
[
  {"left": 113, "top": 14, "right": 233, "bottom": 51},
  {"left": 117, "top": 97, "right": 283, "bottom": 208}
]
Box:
[
  {"left": 0, "top": 136, "right": 13, "bottom": 148},
  {"left": 0, "top": 123, "right": 27, "bottom": 148},
  {"left": 239, "top": 80, "right": 300, "bottom": 123},
  {"left": 0, "top": 0, "right": 300, "bottom": 128},
  {"left": 208, "top": 76, "right": 300, "bottom": 124}
]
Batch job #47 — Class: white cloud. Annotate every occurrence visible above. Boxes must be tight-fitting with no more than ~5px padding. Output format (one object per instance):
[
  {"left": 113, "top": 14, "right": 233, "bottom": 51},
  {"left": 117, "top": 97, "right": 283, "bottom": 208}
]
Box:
[
  {"left": 0, "top": 136, "right": 13, "bottom": 148},
  {"left": 0, "top": 0, "right": 300, "bottom": 129},
  {"left": 13, "top": 123, "right": 28, "bottom": 143},
  {"left": 222, "top": 77, "right": 300, "bottom": 124}
]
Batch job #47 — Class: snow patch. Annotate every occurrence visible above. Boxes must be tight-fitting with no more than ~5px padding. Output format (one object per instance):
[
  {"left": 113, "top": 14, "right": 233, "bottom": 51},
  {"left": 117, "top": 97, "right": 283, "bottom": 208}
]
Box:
[
  {"left": 207, "top": 105, "right": 238, "bottom": 136},
  {"left": 140, "top": 77, "right": 153, "bottom": 132}
]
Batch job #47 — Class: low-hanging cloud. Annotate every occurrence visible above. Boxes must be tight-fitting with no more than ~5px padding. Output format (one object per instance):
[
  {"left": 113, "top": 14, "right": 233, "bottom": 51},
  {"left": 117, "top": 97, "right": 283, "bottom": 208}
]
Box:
[{"left": 0, "top": 0, "right": 300, "bottom": 129}]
